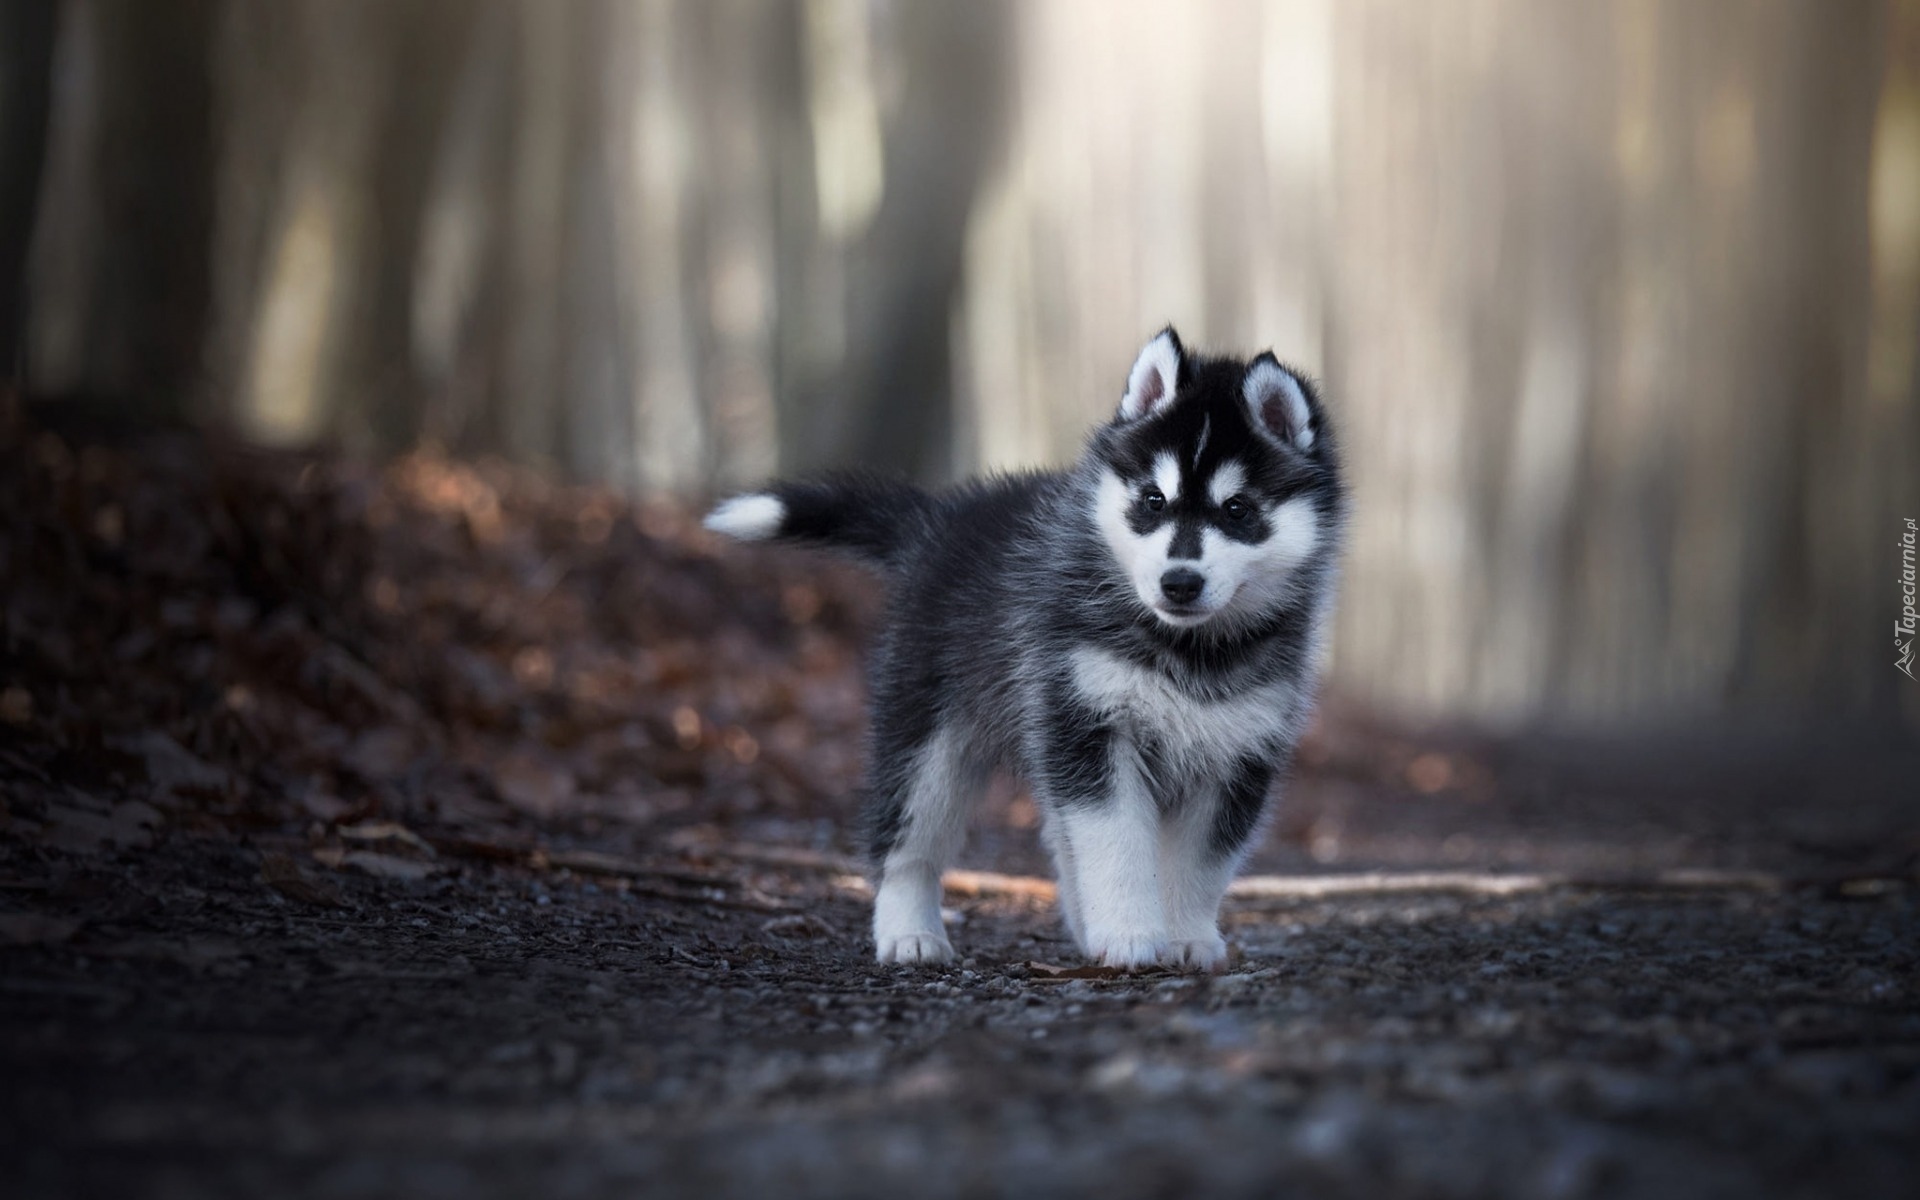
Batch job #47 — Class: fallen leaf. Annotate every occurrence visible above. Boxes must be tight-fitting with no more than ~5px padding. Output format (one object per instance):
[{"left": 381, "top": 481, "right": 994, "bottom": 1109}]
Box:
[
  {"left": 336, "top": 820, "right": 437, "bottom": 858},
  {"left": 759, "top": 913, "right": 836, "bottom": 939},
  {"left": 1835, "top": 877, "right": 1903, "bottom": 898},
  {"left": 261, "top": 852, "right": 346, "bottom": 907},
  {"left": 299, "top": 788, "right": 354, "bottom": 821},
  {"left": 542, "top": 847, "right": 730, "bottom": 887},
  {"left": 493, "top": 753, "right": 575, "bottom": 819}
]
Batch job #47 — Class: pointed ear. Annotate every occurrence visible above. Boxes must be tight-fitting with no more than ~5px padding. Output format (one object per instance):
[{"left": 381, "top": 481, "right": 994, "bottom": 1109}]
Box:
[
  {"left": 1117, "top": 327, "right": 1186, "bottom": 422},
  {"left": 1243, "top": 353, "right": 1316, "bottom": 452}
]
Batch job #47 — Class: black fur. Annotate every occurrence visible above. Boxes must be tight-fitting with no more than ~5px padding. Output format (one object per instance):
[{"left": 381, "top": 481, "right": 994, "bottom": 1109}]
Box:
[
  {"left": 1213, "top": 758, "right": 1277, "bottom": 856},
  {"left": 734, "top": 349, "right": 1345, "bottom": 867},
  {"left": 713, "top": 330, "right": 1348, "bottom": 966},
  {"left": 761, "top": 473, "right": 939, "bottom": 569}
]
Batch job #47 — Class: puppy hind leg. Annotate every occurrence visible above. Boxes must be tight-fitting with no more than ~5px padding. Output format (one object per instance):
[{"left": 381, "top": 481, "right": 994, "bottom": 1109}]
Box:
[{"left": 867, "top": 726, "right": 980, "bottom": 965}]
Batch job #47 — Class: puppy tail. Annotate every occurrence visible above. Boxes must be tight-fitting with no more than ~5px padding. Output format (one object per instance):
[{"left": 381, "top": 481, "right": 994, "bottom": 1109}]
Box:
[{"left": 704, "top": 473, "right": 936, "bottom": 571}]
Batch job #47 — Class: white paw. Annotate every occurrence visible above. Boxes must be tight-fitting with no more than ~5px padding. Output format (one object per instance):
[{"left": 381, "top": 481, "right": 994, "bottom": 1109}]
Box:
[
  {"left": 1162, "top": 934, "right": 1228, "bottom": 973},
  {"left": 1086, "top": 930, "right": 1167, "bottom": 971},
  {"left": 876, "top": 932, "right": 954, "bottom": 965}
]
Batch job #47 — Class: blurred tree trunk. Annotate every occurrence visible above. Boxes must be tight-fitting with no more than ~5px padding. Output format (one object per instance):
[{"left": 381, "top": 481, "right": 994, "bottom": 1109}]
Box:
[
  {"left": 9, "top": 0, "right": 1905, "bottom": 725},
  {"left": 218, "top": 0, "right": 481, "bottom": 455},
  {"left": 551, "top": 0, "right": 633, "bottom": 488},
  {"left": 669, "top": 0, "right": 796, "bottom": 489},
  {"left": 72, "top": 0, "right": 216, "bottom": 417},
  {"left": 1320, "top": 0, "right": 1890, "bottom": 724},
  {"left": 765, "top": 0, "right": 824, "bottom": 484},
  {"left": 1727, "top": 0, "right": 1882, "bottom": 708},
  {"left": 328, "top": 0, "right": 480, "bottom": 454},
  {"left": 481, "top": 0, "right": 604, "bottom": 473},
  {"left": 786, "top": 0, "right": 1013, "bottom": 482},
  {"left": 0, "top": 0, "right": 56, "bottom": 387},
  {"left": 1874, "top": 0, "right": 1920, "bottom": 725}
]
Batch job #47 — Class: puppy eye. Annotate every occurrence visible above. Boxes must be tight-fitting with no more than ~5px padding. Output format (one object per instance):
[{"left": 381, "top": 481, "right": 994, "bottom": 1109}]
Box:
[
  {"left": 1222, "top": 496, "right": 1251, "bottom": 521},
  {"left": 1140, "top": 487, "right": 1166, "bottom": 512}
]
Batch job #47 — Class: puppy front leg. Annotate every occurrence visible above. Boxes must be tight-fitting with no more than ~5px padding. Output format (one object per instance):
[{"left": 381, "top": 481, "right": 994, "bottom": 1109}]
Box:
[{"left": 1051, "top": 743, "right": 1167, "bottom": 970}]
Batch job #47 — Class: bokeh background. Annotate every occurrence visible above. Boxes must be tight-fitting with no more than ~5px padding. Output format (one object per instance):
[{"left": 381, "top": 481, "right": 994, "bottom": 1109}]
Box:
[{"left": 3, "top": 0, "right": 1916, "bottom": 730}]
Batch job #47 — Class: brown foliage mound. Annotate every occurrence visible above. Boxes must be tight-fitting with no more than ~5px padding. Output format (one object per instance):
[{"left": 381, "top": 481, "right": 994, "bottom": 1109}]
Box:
[{"left": 0, "top": 409, "right": 879, "bottom": 855}]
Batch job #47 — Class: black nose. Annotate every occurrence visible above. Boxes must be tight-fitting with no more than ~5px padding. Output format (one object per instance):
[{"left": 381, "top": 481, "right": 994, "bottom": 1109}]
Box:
[{"left": 1160, "top": 568, "right": 1204, "bottom": 606}]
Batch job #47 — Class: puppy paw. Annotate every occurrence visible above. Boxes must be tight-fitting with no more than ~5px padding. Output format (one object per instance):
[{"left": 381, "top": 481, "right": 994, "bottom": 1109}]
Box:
[
  {"left": 1162, "top": 933, "right": 1229, "bottom": 974},
  {"left": 875, "top": 932, "right": 954, "bottom": 965},
  {"left": 1086, "top": 930, "right": 1167, "bottom": 971}
]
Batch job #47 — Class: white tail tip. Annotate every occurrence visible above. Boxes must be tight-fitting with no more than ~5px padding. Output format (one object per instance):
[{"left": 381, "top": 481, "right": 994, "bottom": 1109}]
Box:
[{"left": 704, "top": 493, "right": 785, "bottom": 541}]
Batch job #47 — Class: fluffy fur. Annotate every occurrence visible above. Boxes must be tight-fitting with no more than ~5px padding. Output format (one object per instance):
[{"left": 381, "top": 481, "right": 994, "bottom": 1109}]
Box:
[{"left": 706, "top": 327, "right": 1347, "bottom": 971}]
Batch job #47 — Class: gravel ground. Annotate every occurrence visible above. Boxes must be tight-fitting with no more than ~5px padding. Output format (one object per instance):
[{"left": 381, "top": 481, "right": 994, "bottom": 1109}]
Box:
[{"left": 4, "top": 798, "right": 1916, "bottom": 1200}]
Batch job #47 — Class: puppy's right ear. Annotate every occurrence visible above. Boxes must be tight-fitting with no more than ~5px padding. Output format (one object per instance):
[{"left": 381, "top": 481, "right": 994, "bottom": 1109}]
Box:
[{"left": 1117, "top": 327, "right": 1185, "bottom": 422}]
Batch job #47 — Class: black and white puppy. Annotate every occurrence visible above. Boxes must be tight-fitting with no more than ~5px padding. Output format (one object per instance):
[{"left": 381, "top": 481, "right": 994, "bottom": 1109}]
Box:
[{"left": 707, "top": 328, "right": 1346, "bottom": 970}]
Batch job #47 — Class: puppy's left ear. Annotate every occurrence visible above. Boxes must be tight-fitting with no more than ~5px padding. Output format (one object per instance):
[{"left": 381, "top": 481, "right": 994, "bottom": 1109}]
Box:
[
  {"left": 1118, "top": 327, "right": 1186, "bottom": 422},
  {"left": 1243, "top": 353, "right": 1317, "bottom": 452}
]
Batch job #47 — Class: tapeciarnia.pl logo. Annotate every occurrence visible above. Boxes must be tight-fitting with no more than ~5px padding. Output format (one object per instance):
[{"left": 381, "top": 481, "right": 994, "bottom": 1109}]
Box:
[{"left": 1899, "top": 517, "right": 1917, "bottom": 680}]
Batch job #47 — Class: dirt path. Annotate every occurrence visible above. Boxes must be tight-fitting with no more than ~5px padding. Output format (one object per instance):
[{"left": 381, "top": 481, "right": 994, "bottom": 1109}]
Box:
[
  {"left": 4, "top": 829, "right": 1916, "bottom": 1200},
  {"left": 3, "top": 423, "right": 1917, "bottom": 1198}
]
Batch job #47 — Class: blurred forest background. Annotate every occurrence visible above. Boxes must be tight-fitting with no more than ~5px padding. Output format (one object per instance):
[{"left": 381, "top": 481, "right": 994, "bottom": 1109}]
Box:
[{"left": 2, "top": 0, "right": 1916, "bottom": 730}]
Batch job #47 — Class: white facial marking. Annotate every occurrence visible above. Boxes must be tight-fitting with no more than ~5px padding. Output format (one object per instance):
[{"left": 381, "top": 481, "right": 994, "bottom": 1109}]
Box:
[
  {"left": 1207, "top": 460, "right": 1248, "bottom": 507},
  {"left": 1202, "top": 497, "right": 1322, "bottom": 627},
  {"left": 1151, "top": 452, "right": 1182, "bottom": 504},
  {"left": 1266, "top": 496, "right": 1321, "bottom": 567},
  {"left": 1097, "top": 470, "right": 1324, "bottom": 632},
  {"left": 1096, "top": 469, "right": 1181, "bottom": 620},
  {"left": 703, "top": 493, "right": 785, "bottom": 541}
]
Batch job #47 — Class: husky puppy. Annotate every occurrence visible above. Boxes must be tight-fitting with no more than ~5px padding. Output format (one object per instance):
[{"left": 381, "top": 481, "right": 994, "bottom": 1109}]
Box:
[{"left": 706, "top": 328, "right": 1345, "bottom": 971}]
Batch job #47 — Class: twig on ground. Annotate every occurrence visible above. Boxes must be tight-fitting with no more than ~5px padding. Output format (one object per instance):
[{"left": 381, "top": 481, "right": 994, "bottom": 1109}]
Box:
[
  {"left": 676, "top": 842, "right": 863, "bottom": 875},
  {"left": 623, "top": 881, "right": 795, "bottom": 914}
]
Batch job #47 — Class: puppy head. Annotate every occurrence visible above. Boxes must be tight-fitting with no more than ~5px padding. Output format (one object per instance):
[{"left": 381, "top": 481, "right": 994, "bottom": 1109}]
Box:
[{"left": 1093, "top": 330, "right": 1335, "bottom": 632}]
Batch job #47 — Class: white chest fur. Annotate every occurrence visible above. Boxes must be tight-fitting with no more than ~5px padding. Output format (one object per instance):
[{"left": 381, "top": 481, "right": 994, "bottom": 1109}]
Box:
[{"left": 1068, "top": 646, "right": 1298, "bottom": 772}]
